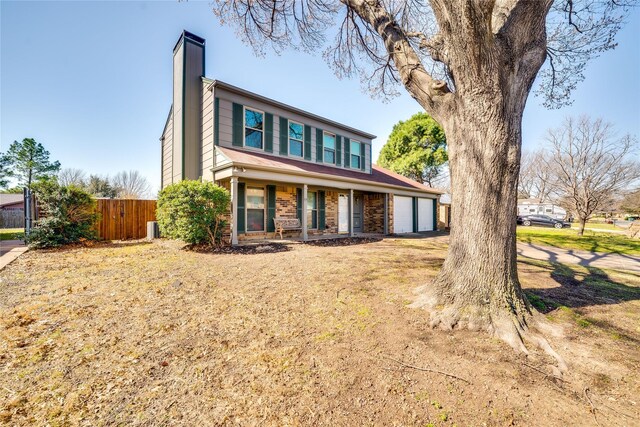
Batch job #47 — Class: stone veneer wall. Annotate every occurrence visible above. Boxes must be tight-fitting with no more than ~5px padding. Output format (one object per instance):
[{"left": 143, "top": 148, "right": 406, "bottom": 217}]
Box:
[
  {"left": 387, "top": 194, "right": 394, "bottom": 234},
  {"left": 363, "top": 193, "right": 385, "bottom": 233}
]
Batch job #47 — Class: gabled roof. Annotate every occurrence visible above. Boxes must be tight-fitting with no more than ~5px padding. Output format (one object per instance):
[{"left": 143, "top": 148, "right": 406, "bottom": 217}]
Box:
[
  {"left": 216, "top": 146, "right": 443, "bottom": 195},
  {"left": 0, "top": 194, "right": 23, "bottom": 207},
  {"left": 204, "top": 79, "right": 376, "bottom": 140}
]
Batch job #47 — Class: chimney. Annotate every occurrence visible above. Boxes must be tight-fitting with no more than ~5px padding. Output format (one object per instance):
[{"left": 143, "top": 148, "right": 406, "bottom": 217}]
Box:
[{"left": 172, "top": 31, "right": 205, "bottom": 181}]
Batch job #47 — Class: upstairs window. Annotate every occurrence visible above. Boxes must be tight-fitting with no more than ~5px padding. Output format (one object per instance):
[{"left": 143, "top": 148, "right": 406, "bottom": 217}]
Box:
[
  {"left": 350, "top": 140, "right": 361, "bottom": 169},
  {"left": 245, "top": 108, "right": 264, "bottom": 149},
  {"left": 323, "top": 132, "right": 336, "bottom": 164},
  {"left": 289, "top": 121, "right": 304, "bottom": 157}
]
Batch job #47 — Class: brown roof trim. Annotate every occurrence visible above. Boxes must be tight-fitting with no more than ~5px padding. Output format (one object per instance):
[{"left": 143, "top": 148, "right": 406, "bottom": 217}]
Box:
[
  {"left": 203, "top": 78, "right": 376, "bottom": 140},
  {"left": 215, "top": 147, "right": 443, "bottom": 195}
]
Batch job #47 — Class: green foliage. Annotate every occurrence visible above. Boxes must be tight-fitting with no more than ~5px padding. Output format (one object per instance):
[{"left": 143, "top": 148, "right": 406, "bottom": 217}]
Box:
[
  {"left": 0, "top": 187, "right": 24, "bottom": 194},
  {"left": 1, "top": 138, "right": 61, "bottom": 189},
  {"left": 85, "top": 174, "right": 118, "bottom": 198},
  {"left": 27, "top": 181, "right": 98, "bottom": 248},
  {"left": 377, "top": 113, "right": 447, "bottom": 186},
  {"left": 157, "top": 180, "right": 231, "bottom": 245}
]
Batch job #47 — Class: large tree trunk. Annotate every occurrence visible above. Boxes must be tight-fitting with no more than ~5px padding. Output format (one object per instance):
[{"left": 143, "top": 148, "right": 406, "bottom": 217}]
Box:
[
  {"left": 577, "top": 218, "right": 587, "bottom": 236},
  {"left": 413, "top": 99, "right": 533, "bottom": 350}
]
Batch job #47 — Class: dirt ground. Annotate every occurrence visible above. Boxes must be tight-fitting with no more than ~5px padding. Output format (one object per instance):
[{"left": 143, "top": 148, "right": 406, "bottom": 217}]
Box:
[{"left": 1, "top": 236, "right": 639, "bottom": 426}]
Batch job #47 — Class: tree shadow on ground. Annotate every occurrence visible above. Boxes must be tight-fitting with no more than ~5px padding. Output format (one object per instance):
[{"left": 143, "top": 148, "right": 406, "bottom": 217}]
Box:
[{"left": 520, "top": 258, "right": 640, "bottom": 314}]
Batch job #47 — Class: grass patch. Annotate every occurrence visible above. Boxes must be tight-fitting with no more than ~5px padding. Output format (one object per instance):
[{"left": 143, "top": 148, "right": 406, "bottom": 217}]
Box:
[
  {"left": 0, "top": 228, "right": 24, "bottom": 241},
  {"left": 516, "top": 226, "right": 639, "bottom": 255}
]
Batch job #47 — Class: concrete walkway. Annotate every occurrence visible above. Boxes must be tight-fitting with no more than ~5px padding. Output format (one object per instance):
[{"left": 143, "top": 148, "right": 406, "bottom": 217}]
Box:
[
  {"left": 0, "top": 240, "right": 28, "bottom": 270},
  {"left": 517, "top": 242, "right": 640, "bottom": 273}
]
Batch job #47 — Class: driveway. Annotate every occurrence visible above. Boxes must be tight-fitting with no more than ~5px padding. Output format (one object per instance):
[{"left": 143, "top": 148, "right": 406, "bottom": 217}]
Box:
[
  {"left": 0, "top": 239, "right": 28, "bottom": 270},
  {"left": 517, "top": 242, "right": 640, "bottom": 273}
]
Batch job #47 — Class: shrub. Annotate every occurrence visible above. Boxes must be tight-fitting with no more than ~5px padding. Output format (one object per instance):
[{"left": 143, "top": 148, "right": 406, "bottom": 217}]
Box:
[
  {"left": 156, "top": 180, "right": 230, "bottom": 245},
  {"left": 28, "top": 181, "right": 98, "bottom": 248}
]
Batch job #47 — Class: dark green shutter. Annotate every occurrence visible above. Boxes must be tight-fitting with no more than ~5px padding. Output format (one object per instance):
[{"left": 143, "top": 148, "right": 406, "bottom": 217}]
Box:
[
  {"left": 267, "top": 185, "right": 276, "bottom": 232},
  {"left": 296, "top": 188, "right": 302, "bottom": 219},
  {"left": 412, "top": 197, "right": 418, "bottom": 233},
  {"left": 214, "top": 97, "right": 220, "bottom": 146},
  {"left": 433, "top": 198, "right": 438, "bottom": 231},
  {"left": 304, "top": 125, "right": 312, "bottom": 160},
  {"left": 232, "top": 103, "right": 243, "bottom": 147},
  {"left": 318, "top": 191, "right": 326, "bottom": 230},
  {"left": 336, "top": 136, "right": 342, "bottom": 166},
  {"left": 344, "top": 137, "right": 351, "bottom": 168},
  {"left": 265, "top": 113, "right": 273, "bottom": 152},
  {"left": 316, "top": 128, "right": 323, "bottom": 163},
  {"left": 237, "top": 183, "right": 246, "bottom": 233},
  {"left": 279, "top": 117, "right": 288, "bottom": 155},
  {"left": 360, "top": 143, "right": 366, "bottom": 171}
]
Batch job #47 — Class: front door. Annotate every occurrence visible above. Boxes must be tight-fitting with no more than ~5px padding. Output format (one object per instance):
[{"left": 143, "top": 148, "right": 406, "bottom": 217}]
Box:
[
  {"left": 353, "top": 194, "right": 363, "bottom": 233},
  {"left": 338, "top": 194, "right": 349, "bottom": 233}
]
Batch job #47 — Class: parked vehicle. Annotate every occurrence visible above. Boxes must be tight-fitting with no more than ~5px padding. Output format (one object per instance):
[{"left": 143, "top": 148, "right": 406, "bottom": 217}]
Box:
[{"left": 517, "top": 215, "right": 571, "bottom": 229}]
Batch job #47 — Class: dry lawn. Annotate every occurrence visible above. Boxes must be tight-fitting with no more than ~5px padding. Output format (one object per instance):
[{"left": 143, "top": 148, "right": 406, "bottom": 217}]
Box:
[{"left": 1, "top": 236, "right": 639, "bottom": 426}]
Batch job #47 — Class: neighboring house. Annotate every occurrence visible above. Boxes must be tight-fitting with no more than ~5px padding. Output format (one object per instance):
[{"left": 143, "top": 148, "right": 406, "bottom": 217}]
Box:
[
  {"left": 160, "top": 31, "right": 442, "bottom": 244},
  {"left": 517, "top": 198, "right": 567, "bottom": 220},
  {"left": 438, "top": 193, "right": 451, "bottom": 230},
  {"left": 0, "top": 194, "right": 24, "bottom": 211}
]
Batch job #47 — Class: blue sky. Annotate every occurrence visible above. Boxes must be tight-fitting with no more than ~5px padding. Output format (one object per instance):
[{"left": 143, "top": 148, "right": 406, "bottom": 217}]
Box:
[{"left": 1, "top": 1, "right": 638, "bottom": 193}]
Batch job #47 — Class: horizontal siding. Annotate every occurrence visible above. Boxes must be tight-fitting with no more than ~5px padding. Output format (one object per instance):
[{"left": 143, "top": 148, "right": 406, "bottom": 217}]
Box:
[
  {"left": 201, "top": 82, "right": 214, "bottom": 180},
  {"left": 161, "top": 113, "right": 174, "bottom": 188},
  {"left": 214, "top": 87, "right": 373, "bottom": 174}
]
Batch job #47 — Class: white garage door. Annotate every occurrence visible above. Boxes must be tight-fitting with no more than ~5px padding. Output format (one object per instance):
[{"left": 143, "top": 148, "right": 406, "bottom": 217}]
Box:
[
  {"left": 394, "top": 196, "right": 414, "bottom": 233},
  {"left": 418, "top": 198, "right": 434, "bottom": 231}
]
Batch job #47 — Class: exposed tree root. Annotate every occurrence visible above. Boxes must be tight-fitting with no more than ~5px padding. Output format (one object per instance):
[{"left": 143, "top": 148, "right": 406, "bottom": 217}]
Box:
[{"left": 410, "top": 285, "right": 567, "bottom": 373}]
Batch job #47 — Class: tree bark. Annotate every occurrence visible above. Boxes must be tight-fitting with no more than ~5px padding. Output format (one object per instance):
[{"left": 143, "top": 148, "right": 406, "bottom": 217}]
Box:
[{"left": 577, "top": 219, "right": 586, "bottom": 236}]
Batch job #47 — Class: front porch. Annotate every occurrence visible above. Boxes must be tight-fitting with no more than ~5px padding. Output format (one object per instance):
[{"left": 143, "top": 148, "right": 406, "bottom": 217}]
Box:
[{"left": 218, "top": 177, "right": 391, "bottom": 245}]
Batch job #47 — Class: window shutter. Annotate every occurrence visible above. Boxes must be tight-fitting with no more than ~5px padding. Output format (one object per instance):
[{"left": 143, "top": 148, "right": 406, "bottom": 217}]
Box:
[
  {"left": 316, "top": 128, "right": 323, "bottom": 163},
  {"left": 265, "top": 113, "right": 274, "bottom": 152},
  {"left": 318, "top": 190, "right": 326, "bottom": 230},
  {"left": 344, "top": 137, "right": 351, "bottom": 168},
  {"left": 214, "top": 97, "right": 220, "bottom": 146},
  {"left": 304, "top": 125, "right": 312, "bottom": 160},
  {"left": 412, "top": 197, "right": 418, "bottom": 233},
  {"left": 267, "top": 185, "right": 276, "bottom": 232},
  {"left": 279, "top": 117, "right": 288, "bottom": 155},
  {"left": 336, "top": 136, "right": 342, "bottom": 166},
  {"left": 433, "top": 198, "right": 438, "bottom": 231},
  {"left": 360, "top": 143, "right": 366, "bottom": 171},
  {"left": 296, "top": 188, "right": 302, "bottom": 220},
  {"left": 232, "top": 103, "right": 243, "bottom": 147},
  {"left": 237, "top": 183, "right": 246, "bottom": 234}
]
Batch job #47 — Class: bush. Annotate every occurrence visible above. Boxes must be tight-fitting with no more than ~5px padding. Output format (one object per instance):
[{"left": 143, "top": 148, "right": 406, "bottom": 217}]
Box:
[
  {"left": 156, "top": 180, "right": 230, "bottom": 245},
  {"left": 28, "top": 181, "right": 99, "bottom": 248}
]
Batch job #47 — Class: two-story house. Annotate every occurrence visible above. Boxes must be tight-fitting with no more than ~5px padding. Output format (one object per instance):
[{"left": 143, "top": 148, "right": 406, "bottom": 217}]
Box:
[{"left": 160, "top": 31, "right": 442, "bottom": 244}]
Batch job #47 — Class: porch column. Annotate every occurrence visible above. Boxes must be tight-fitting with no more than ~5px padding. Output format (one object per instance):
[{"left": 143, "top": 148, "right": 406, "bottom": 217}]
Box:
[
  {"left": 302, "top": 184, "right": 308, "bottom": 241},
  {"left": 230, "top": 177, "right": 238, "bottom": 245},
  {"left": 384, "top": 193, "right": 389, "bottom": 235},
  {"left": 349, "top": 189, "right": 354, "bottom": 236}
]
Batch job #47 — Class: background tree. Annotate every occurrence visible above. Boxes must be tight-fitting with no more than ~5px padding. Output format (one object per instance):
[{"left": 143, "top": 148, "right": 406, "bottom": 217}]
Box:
[
  {"left": 112, "top": 170, "right": 152, "bottom": 199},
  {"left": 85, "top": 175, "right": 118, "bottom": 198},
  {"left": 1, "top": 138, "right": 60, "bottom": 189},
  {"left": 0, "top": 154, "right": 12, "bottom": 189},
  {"left": 518, "top": 150, "right": 555, "bottom": 201},
  {"left": 619, "top": 189, "right": 640, "bottom": 214},
  {"left": 58, "top": 168, "right": 87, "bottom": 188},
  {"left": 542, "top": 116, "right": 640, "bottom": 235},
  {"left": 211, "top": 0, "right": 634, "bottom": 352},
  {"left": 378, "top": 112, "right": 447, "bottom": 186}
]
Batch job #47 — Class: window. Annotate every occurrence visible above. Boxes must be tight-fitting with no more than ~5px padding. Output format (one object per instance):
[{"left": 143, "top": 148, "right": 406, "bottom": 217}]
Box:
[
  {"left": 246, "top": 187, "right": 265, "bottom": 232},
  {"left": 545, "top": 208, "right": 552, "bottom": 212},
  {"left": 350, "top": 140, "right": 361, "bottom": 169},
  {"left": 245, "top": 108, "right": 264, "bottom": 149},
  {"left": 323, "top": 132, "right": 336, "bottom": 163},
  {"left": 529, "top": 208, "right": 536, "bottom": 213},
  {"left": 289, "top": 121, "right": 304, "bottom": 157},
  {"left": 307, "top": 191, "right": 318, "bottom": 229}
]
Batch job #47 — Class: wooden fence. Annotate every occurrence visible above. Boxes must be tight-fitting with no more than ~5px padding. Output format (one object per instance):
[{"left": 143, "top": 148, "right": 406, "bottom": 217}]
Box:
[
  {"left": 0, "top": 210, "right": 25, "bottom": 228},
  {"left": 95, "top": 199, "right": 157, "bottom": 240}
]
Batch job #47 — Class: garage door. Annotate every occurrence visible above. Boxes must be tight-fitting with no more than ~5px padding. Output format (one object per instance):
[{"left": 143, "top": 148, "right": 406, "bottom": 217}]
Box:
[
  {"left": 394, "top": 196, "right": 414, "bottom": 233},
  {"left": 418, "top": 198, "right": 434, "bottom": 231}
]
